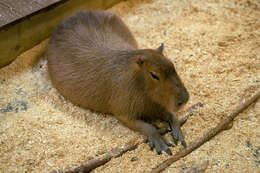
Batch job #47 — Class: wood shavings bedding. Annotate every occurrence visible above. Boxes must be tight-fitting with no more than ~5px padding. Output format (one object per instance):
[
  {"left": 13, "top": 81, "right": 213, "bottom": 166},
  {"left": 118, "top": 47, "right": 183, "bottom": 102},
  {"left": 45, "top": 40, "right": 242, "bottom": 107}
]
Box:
[{"left": 0, "top": 0, "right": 259, "bottom": 172}]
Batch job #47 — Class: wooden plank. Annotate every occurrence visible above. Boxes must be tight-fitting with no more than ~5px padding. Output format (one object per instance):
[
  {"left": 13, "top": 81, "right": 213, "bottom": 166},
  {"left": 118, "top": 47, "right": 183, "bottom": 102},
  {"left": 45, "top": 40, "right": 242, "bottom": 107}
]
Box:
[
  {"left": 0, "top": 0, "right": 123, "bottom": 68},
  {"left": 0, "top": 0, "right": 61, "bottom": 28}
]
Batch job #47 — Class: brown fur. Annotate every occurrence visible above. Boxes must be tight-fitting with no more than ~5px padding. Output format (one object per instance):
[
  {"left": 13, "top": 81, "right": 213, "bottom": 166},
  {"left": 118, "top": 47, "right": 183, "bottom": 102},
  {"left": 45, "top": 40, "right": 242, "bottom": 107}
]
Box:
[{"left": 46, "top": 10, "right": 189, "bottom": 155}]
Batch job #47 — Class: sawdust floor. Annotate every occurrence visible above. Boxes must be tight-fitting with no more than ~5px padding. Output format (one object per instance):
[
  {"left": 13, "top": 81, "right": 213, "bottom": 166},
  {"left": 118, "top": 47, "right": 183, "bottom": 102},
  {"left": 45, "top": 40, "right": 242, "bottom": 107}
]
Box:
[{"left": 0, "top": 0, "right": 259, "bottom": 172}]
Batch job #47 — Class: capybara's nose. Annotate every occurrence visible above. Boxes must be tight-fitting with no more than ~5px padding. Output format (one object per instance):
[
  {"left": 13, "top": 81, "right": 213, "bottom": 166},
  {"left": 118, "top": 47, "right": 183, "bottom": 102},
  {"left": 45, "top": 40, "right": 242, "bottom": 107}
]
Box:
[{"left": 176, "top": 90, "right": 189, "bottom": 107}]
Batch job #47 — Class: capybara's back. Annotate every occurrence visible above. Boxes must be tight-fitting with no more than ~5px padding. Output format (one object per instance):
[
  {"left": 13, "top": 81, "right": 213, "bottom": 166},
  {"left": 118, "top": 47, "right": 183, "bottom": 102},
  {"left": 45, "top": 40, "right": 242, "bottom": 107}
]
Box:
[
  {"left": 46, "top": 10, "right": 190, "bottom": 155},
  {"left": 46, "top": 10, "right": 138, "bottom": 113}
]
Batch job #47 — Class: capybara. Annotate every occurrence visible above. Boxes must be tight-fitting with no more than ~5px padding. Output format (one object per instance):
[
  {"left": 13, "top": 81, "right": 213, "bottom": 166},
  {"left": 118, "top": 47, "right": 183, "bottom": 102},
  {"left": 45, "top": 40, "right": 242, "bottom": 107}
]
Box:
[{"left": 46, "top": 10, "right": 189, "bottom": 155}]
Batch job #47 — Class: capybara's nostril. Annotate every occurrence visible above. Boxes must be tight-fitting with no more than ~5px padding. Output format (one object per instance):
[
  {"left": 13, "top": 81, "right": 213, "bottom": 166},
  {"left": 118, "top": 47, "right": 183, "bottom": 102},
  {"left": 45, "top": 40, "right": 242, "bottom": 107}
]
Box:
[{"left": 177, "top": 100, "right": 184, "bottom": 107}]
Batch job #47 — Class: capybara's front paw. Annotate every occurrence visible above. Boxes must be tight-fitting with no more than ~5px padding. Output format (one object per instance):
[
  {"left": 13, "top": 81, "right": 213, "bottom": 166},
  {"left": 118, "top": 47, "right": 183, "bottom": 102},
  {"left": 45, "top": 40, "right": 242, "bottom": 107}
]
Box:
[
  {"left": 147, "top": 133, "right": 172, "bottom": 155},
  {"left": 169, "top": 122, "right": 187, "bottom": 148}
]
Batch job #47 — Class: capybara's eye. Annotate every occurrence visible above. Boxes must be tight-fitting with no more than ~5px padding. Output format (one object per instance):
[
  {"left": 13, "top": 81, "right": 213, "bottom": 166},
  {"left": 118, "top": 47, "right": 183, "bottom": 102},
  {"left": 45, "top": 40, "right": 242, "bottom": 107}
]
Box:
[{"left": 150, "top": 72, "right": 160, "bottom": 81}]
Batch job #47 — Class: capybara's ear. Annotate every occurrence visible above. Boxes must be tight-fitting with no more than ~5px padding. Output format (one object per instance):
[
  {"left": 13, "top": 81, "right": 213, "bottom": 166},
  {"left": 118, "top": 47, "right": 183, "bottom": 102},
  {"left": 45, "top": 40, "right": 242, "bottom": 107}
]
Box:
[
  {"left": 136, "top": 56, "right": 146, "bottom": 66},
  {"left": 157, "top": 43, "right": 164, "bottom": 54}
]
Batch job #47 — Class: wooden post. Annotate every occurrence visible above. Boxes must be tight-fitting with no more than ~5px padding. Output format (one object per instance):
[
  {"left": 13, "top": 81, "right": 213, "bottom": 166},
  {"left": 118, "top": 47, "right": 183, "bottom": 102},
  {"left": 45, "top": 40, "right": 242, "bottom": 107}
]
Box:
[{"left": 0, "top": 0, "right": 123, "bottom": 68}]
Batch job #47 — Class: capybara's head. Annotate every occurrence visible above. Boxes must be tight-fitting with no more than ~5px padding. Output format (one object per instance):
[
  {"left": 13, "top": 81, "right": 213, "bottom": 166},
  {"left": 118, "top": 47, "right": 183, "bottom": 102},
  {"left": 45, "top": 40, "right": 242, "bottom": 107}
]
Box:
[{"left": 133, "top": 44, "right": 189, "bottom": 112}]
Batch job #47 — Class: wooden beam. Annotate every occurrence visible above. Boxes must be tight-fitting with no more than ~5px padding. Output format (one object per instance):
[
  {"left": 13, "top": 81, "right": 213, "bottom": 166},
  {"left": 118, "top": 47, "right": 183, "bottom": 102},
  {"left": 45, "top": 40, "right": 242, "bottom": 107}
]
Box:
[{"left": 0, "top": 0, "right": 123, "bottom": 68}]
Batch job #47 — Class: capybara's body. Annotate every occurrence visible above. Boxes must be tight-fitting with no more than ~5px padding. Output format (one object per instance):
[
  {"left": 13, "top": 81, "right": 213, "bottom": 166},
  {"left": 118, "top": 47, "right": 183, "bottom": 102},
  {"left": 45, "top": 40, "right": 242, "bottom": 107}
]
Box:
[{"left": 46, "top": 10, "right": 189, "bottom": 155}]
